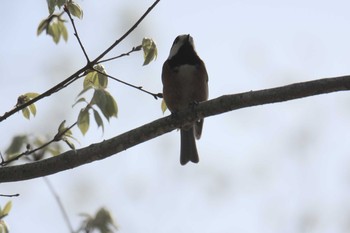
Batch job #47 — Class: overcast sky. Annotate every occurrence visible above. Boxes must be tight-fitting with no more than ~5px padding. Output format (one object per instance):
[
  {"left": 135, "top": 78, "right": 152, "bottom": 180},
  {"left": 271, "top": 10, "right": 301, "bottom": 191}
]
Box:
[{"left": 2, "top": 0, "right": 350, "bottom": 233}]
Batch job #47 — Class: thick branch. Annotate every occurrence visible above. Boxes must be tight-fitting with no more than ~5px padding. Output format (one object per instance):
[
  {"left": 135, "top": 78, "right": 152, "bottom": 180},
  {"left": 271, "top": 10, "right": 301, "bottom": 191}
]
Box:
[{"left": 1, "top": 75, "right": 350, "bottom": 182}]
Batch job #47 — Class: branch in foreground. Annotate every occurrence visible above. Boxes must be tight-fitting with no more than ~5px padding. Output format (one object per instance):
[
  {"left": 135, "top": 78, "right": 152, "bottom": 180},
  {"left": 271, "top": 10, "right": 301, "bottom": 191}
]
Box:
[
  {"left": 1, "top": 75, "right": 350, "bottom": 182},
  {"left": 94, "top": 68, "right": 162, "bottom": 99}
]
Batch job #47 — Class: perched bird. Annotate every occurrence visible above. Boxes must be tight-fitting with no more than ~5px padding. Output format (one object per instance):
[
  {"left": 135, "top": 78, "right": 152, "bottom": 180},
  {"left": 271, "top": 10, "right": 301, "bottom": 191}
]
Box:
[{"left": 162, "top": 34, "right": 209, "bottom": 165}]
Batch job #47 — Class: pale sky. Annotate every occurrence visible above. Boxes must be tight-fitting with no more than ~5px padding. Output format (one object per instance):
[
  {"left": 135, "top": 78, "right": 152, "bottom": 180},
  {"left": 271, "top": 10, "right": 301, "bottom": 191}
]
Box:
[{"left": 2, "top": 0, "right": 350, "bottom": 233}]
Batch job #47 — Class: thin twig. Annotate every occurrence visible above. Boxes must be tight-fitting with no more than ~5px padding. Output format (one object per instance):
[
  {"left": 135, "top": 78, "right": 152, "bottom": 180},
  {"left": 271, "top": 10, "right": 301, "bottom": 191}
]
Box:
[
  {"left": 1, "top": 139, "right": 56, "bottom": 166},
  {"left": 98, "top": 45, "right": 142, "bottom": 64},
  {"left": 93, "top": 67, "right": 163, "bottom": 99},
  {"left": 43, "top": 177, "right": 74, "bottom": 233},
  {"left": 64, "top": 5, "right": 90, "bottom": 63},
  {"left": 0, "top": 69, "right": 84, "bottom": 123},
  {"left": 0, "top": 193, "right": 20, "bottom": 197},
  {"left": 91, "top": 0, "right": 160, "bottom": 63}
]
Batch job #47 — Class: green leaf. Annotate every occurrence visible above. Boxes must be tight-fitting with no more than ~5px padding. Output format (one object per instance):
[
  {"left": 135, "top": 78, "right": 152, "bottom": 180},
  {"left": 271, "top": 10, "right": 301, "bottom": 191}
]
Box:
[
  {"left": 47, "top": 0, "right": 56, "bottom": 14},
  {"left": 47, "top": 22, "right": 58, "bottom": 43},
  {"left": 83, "top": 65, "right": 108, "bottom": 89},
  {"left": 28, "top": 104, "right": 37, "bottom": 116},
  {"left": 57, "top": 20, "right": 68, "bottom": 42},
  {"left": 22, "top": 107, "right": 30, "bottom": 119},
  {"left": 62, "top": 138, "right": 75, "bottom": 150},
  {"left": 52, "top": 22, "right": 60, "bottom": 43},
  {"left": 56, "top": 0, "right": 66, "bottom": 9},
  {"left": 57, "top": 120, "right": 67, "bottom": 134},
  {"left": 92, "top": 90, "right": 117, "bottom": 120},
  {"left": 58, "top": 120, "right": 66, "bottom": 132},
  {"left": 37, "top": 19, "right": 49, "bottom": 36},
  {"left": 16, "top": 93, "right": 40, "bottom": 118},
  {"left": 161, "top": 99, "right": 167, "bottom": 114},
  {"left": 105, "top": 91, "right": 118, "bottom": 119},
  {"left": 142, "top": 37, "right": 157, "bottom": 65},
  {"left": 55, "top": 120, "right": 76, "bottom": 143},
  {"left": 94, "top": 64, "right": 108, "bottom": 89},
  {"left": 84, "top": 71, "right": 98, "bottom": 89},
  {"left": 67, "top": 1, "right": 83, "bottom": 19},
  {"left": 93, "top": 109, "right": 104, "bottom": 132},
  {"left": 92, "top": 90, "right": 106, "bottom": 111},
  {"left": 2, "top": 202, "right": 12, "bottom": 216},
  {"left": 37, "top": 14, "right": 67, "bottom": 43},
  {"left": 55, "top": 121, "right": 77, "bottom": 148},
  {"left": 0, "top": 221, "right": 9, "bottom": 233},
  {"left": 78, "top": 109, "right": 90, "bottom": 135},
  {"left": 47, "top": 0, "right": 66, "bottom": 12}
]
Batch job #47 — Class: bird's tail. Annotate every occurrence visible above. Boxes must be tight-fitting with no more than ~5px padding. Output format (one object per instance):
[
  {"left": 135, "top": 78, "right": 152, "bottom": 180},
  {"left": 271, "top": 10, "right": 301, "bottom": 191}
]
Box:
[{"left": 180, "top": 127, "right": 199, "bottom": 165}]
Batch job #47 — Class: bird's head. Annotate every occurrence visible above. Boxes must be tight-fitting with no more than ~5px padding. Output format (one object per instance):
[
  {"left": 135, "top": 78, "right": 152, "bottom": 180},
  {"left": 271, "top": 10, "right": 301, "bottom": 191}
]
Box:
[{"left": 168, "top": 34, "right": 196, "bottom": 60}]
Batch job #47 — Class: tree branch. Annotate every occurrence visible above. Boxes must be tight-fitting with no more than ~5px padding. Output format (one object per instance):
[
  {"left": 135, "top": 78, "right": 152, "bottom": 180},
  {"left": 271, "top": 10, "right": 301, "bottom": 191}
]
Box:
[
  {"left": 91, "top": 0, "right": 160, "bottom": 63},
  {"left": 1, "top": 75, "right": 350, "bottom": 182},
  {"left": 94, "top": 68, "right": 162, "bottom": 99},
  {"left": 64, "top": 5, "right": 90, "bottom": 63},
  {"left": 0, "top": 0, "right": 161, "bottom": 123}
]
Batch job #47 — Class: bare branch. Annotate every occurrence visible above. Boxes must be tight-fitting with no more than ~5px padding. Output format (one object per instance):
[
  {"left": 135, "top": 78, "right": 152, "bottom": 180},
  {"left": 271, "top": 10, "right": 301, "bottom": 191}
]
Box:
[
  {"left": 93, "top": 67, "right": 162, "bottom": 99},
  {"left": 98, "top": 45, "right": 142, "bottom": 64},
  {"left": 1, "top": 75, "right": 350, "bottom": 182},
  {"left": 64, "top": 5, "right": 90, "bottom": 63},
  {"left": 43, "top": 177, "right": 74, "bottom": 233}
]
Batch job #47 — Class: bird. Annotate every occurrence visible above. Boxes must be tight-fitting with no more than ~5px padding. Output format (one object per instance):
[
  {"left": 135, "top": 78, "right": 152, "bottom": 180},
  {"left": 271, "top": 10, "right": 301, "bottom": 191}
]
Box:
[{"left": 161, "top": 34, "right": 209, "bottom": 165}]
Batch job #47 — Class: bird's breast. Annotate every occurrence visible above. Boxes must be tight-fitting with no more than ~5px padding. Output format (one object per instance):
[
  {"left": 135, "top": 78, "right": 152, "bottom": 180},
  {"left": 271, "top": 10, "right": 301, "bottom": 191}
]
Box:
[{"left": 162, "top": 63, "right": 208, "bottom": 112}]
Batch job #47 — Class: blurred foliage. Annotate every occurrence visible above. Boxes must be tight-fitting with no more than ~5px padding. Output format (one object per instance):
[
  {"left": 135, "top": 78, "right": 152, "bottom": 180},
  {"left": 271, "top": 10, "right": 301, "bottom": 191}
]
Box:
[
  {"left": 4, "top": 134, "right": 62, "bottom": 163},
  {"left": 78, "top": 208, "right": 118, "bottom": 233}
]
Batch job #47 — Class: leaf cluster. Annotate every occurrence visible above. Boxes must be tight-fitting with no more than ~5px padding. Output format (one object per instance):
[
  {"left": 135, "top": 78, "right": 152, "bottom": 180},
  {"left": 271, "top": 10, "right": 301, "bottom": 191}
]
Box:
[
  {"left": 78, "top": 208, "right": 118, "bottom": 233},
  {"left": 16, "top": 93, "right": 39, "bottom": 119},
  {"left": 38, "top": 0, "right": 83, "bottom": 43},
  {"left": 74, "top": 65, "right": 118, "bottom": 135}
]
